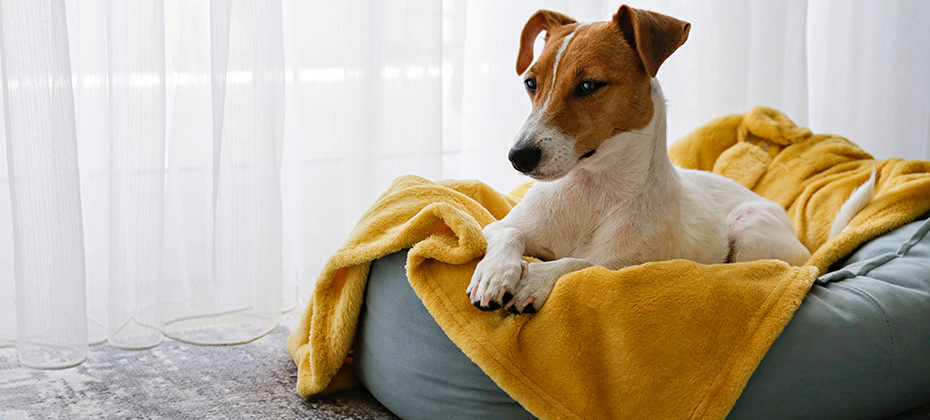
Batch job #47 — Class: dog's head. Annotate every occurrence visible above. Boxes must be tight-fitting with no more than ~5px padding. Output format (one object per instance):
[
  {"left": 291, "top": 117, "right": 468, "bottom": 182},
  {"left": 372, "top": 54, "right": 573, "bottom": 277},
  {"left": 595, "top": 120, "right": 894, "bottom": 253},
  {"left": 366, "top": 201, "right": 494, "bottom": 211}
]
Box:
[{"left": 509, "top": 5, "right": 690, "bottom": 180}]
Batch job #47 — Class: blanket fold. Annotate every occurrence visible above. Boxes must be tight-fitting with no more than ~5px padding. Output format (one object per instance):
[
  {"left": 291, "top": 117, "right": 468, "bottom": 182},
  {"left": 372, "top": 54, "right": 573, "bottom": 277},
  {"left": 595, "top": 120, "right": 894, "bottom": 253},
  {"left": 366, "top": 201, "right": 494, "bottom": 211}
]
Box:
[{"left": 288, "top": 107, "right": 930, "bottom": 419}]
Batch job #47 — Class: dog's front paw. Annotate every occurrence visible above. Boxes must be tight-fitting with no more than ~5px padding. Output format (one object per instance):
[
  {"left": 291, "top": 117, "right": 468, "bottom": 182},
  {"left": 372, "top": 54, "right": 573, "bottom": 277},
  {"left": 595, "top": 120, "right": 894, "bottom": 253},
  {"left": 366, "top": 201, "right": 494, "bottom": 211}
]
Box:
[
  {"left": 505, "top": 261, "right": 561, "bottom": 315},
  {"left": 467, "top": 256, "right": 526, "bottom": 312}
]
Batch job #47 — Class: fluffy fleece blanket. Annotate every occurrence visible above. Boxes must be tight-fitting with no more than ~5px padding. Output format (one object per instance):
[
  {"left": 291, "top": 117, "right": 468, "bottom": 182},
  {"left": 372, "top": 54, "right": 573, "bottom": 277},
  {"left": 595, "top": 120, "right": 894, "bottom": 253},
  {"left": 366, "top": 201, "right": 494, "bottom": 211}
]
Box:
[{"left": 287, "top": 107, "right": 930, "bottom": 419}]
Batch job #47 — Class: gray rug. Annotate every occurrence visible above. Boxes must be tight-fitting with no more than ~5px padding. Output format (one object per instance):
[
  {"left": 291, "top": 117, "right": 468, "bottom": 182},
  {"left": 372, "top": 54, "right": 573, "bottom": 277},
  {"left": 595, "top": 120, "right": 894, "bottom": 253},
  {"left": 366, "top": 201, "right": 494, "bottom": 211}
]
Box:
[
  {"left": 0, "top": 324, "right": 397, "bottom": 420},
  {"left": 2, "top": 324, "right": 928, "bottom": 420}
]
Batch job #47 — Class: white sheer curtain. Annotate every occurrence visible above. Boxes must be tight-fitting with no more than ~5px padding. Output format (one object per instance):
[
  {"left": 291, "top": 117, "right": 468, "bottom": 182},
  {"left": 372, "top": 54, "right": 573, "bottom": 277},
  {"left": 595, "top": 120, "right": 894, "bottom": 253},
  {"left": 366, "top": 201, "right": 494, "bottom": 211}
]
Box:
[
  {"left": 1, "top": 0, "right": 291, "bottom": 368},
  {"left": 0, "top": 0, "right": 442, "bottom": 369},
  {"left": 1, "top": 0, "right": 927, "bottom": 370}
]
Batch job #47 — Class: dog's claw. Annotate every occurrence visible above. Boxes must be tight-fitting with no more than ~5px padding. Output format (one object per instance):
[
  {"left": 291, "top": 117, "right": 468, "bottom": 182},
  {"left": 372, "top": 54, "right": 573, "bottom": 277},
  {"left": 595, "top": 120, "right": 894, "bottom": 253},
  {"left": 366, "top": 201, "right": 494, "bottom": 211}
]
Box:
[
  {"left": 496, "top": 287, "right": 509, "bottom": 301},
  {"left": 472, "top": 295, "right": 502, "bottom": 311},
  {"left": 480, "top": 301, "right": 501, "bottom": 311}
]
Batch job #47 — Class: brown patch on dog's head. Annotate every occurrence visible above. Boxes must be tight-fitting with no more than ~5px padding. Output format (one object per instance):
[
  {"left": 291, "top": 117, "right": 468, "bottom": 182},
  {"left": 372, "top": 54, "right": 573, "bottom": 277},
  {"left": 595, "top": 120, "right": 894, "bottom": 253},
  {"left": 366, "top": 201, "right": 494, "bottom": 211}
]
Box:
[
  {"left": 516, "top": 10, "right": 578, "bottom": 76},
  {"left": 515, "top": 5, "right": 690, "bottom": 161},
  {"left": 615, "top": 5, "right": 691, "bottom": 78}
]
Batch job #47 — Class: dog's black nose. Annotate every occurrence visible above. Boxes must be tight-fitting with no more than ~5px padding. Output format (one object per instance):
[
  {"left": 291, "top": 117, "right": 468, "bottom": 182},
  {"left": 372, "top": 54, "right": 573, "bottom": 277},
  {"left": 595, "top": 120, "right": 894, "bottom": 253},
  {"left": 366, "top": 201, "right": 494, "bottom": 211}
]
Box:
[{"left": 509, "top": 145, "right": 542, "bottom": 173}]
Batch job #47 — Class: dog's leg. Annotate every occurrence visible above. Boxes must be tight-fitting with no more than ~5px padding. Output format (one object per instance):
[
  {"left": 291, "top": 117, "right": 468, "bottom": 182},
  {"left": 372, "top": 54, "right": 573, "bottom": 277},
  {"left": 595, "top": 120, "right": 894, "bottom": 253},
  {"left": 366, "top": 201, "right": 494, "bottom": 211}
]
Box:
[
  {"left": 505, "top": 258, "right": 593, "bottom": 314},
  {"left": 467, "top": 222, "right": 527, "bottom": 311},
  {"left": 727, "top": 200, "right": 811, "bottom": 266}
]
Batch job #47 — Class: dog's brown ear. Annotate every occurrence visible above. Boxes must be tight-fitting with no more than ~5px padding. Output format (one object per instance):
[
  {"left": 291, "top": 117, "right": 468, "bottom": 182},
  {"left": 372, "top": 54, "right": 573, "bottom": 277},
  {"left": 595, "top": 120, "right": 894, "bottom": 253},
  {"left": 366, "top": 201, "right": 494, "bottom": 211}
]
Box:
[
  {"left": 614, "top": 5, "right": 690, "bottom": 78},
  {"left": 516, "top": 10, "right": 577, "bottom": 75}
]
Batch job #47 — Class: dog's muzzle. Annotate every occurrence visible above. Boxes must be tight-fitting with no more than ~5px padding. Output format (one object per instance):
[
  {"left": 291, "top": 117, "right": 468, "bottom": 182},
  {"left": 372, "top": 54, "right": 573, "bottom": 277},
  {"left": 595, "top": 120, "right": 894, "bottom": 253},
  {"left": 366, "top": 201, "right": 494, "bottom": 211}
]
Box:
[{"left": 509, "top": 144, "right": 542, "bottom": 173}]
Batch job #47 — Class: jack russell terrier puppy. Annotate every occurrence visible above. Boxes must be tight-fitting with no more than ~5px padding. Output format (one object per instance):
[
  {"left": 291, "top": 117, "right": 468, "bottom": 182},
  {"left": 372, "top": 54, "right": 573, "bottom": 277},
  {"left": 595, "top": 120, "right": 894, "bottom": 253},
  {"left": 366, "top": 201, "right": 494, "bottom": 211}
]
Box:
[{"left": 466, "top": 5, "right": 873, "bottom": 315}]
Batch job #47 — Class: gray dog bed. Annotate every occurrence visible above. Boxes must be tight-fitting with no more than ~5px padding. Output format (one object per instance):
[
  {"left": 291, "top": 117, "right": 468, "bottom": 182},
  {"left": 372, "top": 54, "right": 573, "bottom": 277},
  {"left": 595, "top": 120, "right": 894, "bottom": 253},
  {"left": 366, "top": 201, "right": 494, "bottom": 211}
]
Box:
[{"left": 355, "top": 213, "right": 930, "bottom": 420}]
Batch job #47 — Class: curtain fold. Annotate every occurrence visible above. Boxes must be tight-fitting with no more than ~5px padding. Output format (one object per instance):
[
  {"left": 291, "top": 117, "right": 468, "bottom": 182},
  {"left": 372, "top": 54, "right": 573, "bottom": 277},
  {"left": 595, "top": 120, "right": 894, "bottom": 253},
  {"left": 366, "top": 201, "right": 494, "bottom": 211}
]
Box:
[
  {"left": 0, "top": 0, "right": 927, "bottom": 369},
  {"left": 106, "top": 0, "right": 167, "bottom": 350},
  {"left": 158, "top": 0, "right": 285, "bottom": 345},
  {"left": 0, "top": 0, "right": 88, "bottom": 368},
  {"left": 168, "top": 0, "right": 285, "bottom": 345}
]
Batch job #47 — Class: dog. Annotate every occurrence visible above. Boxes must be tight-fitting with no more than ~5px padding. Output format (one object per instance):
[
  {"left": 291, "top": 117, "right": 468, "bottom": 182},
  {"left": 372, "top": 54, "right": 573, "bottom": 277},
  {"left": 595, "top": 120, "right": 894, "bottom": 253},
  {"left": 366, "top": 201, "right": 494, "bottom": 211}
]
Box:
[{"left": 466, "top": 5, "right": 873, "bottom": 315}]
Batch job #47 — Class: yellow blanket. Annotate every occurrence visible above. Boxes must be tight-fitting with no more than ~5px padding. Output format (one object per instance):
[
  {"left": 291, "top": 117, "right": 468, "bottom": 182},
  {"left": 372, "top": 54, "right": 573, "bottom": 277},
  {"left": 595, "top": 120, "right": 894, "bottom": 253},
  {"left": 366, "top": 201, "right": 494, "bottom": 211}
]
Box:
[{"left": 287, "top": 107, "right": 930, "bottom": 419}]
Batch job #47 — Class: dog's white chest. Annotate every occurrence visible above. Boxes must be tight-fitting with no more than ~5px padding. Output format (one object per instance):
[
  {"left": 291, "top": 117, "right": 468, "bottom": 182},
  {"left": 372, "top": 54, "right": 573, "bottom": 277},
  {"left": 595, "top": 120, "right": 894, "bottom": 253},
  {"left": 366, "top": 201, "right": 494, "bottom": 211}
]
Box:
[{"left": 516, "top": 180, "right": 648, "bottom": 267}]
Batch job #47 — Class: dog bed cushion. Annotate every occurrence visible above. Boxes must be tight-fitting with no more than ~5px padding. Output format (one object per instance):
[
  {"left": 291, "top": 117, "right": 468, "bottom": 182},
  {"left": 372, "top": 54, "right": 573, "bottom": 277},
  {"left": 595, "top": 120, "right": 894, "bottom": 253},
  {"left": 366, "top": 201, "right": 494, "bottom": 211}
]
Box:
[
  {"left": 356, "top": 211, "right": 930, "bottom": 420},
  {"left": 287, "top": 107, "right": 930, "bottom": 419}
]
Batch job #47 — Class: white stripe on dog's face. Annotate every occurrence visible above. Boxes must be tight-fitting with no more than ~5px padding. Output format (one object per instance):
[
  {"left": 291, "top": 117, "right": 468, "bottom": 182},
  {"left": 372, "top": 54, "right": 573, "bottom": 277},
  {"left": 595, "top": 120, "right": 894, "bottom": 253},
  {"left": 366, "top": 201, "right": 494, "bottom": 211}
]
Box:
[
  {"left": 513, "top": 23, "right": 589, "bottom": 180},
  {"left": 540, "top": 23, "right": 590, "bottom": 113},
  {"left": 525, "top": 23, "right": 590, "bottom": 129}
]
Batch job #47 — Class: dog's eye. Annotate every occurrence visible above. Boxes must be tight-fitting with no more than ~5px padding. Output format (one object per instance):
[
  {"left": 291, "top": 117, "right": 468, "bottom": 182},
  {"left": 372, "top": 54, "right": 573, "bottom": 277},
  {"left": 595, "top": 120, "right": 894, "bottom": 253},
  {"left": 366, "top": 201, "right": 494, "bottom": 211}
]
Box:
[
  {"left": 524, "top": 78, "right": 537, "bottom": 93},
  {"left": 575, "top": 80, "right": 605, "bottom": 97}
]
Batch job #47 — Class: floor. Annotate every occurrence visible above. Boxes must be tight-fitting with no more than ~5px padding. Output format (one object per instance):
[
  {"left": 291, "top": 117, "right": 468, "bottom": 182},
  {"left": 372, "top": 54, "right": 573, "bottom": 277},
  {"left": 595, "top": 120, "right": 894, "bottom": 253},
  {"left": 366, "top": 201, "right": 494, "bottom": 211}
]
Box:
[
  {"left": 1, "top": 322, "right": 928, "bottom": 420},
  {"left": 0, "top": 324, "right": 397, "bottom": 420}
]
